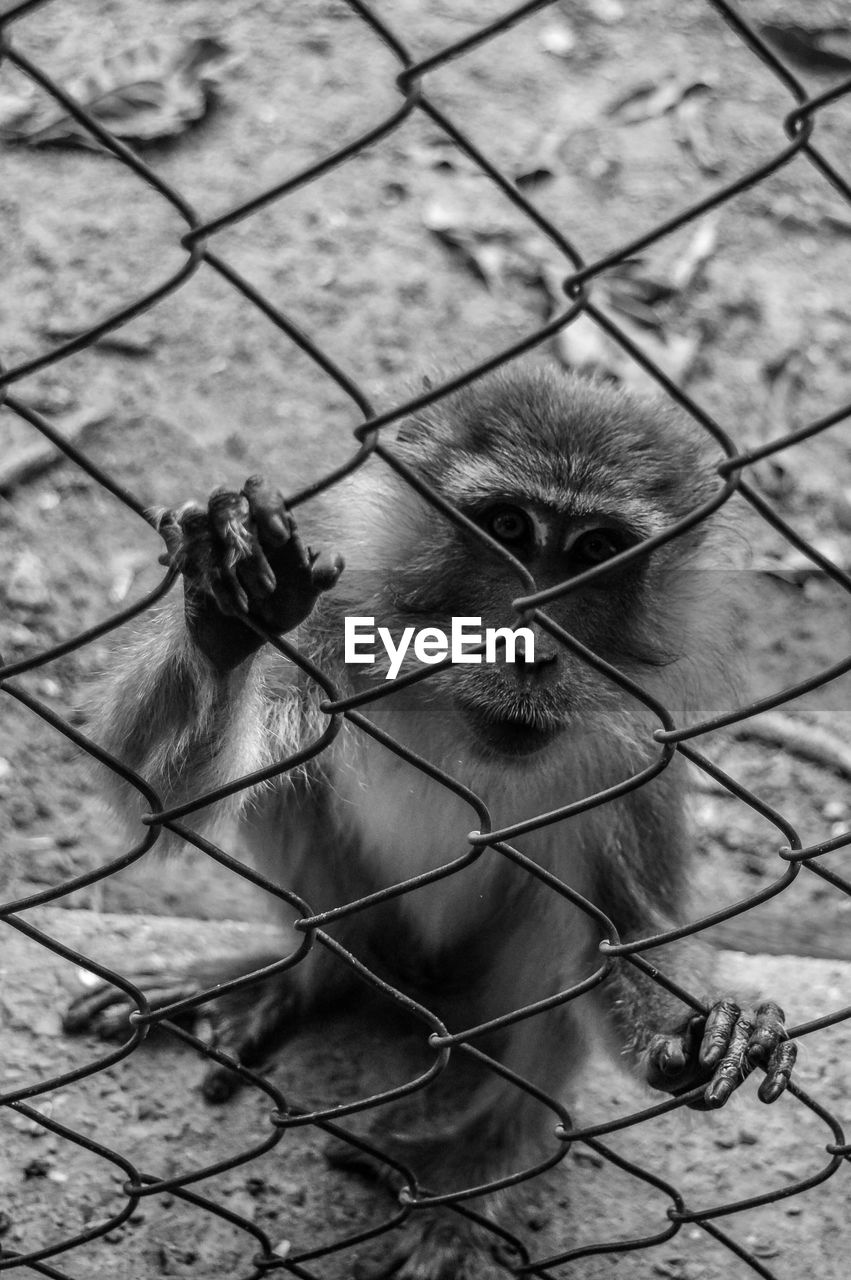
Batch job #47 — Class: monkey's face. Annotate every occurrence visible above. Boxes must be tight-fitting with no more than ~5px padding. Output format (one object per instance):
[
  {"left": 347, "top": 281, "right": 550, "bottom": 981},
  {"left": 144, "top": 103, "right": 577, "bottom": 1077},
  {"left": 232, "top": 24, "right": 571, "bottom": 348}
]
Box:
[
  {"left": 387, "top": 500, "right": 661, "bottom": 761},
  {"left": 372, "top": 363, "right": 721, "bottom": 765}
]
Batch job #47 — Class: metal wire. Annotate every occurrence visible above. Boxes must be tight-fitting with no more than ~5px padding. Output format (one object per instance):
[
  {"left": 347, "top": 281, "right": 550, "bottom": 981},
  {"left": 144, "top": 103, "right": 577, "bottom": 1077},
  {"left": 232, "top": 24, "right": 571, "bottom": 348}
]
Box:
[{"left": 1, "top": 1, "right": 849, "bottom": 1276}]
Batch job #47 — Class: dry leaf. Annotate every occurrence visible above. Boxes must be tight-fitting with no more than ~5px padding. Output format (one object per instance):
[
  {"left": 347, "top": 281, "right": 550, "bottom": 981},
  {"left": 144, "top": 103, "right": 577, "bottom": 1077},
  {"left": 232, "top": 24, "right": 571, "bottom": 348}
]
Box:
[
  {"left": 668, "top": 216, "right": 719, "bottom": 292},
  {"left": 764, "top": 348, "right": 807, "bottom": 426},
  {"left": 672, "top": 84, "right": 721, "bottom": 174},
  {"left": 538, "top": 20, "right": 576, "bottom": 59},
  {"left": 423, "top": 222, "right": 507, "bottom": 289},
  {"left": 587, "top": 0, "right": 625, "bottom": 24},
  {"left": 406, "top": 136, "right": 479, "bottom": 174},
  {"left": 607, "top": 74, "right": 713, "bottom": 125},
  {"left": 545, "top": 266, "right": 699, "bottom": 394},
  {"left": 760, "top": 23, "right": 851, "bottom": 76},
  {"left": 566, "top": 219, "right": 719, "bottom": 327},
  {"left": 422, "top": 181, "right": 534, "bottom": 291},
  {"left": 761, "top": 190, "right": 851, "bottom": 236},
  {"left": 40, "top": 321, "right": 158, "bottom": 356},
  {"left": 651, "top": 214, "right": 720, "bottom": 294},
  {"left": 0, "top": 400, "right": 111, "bottom": 495},
  {"left": 0, "top": 35, "right": 234, "bottom": 148},
  {"left": 5, "top": 551, "right": 51, "bottom": 611},
  {"left": 731, "top": 711, "right": 851, "bottom": 780},
  {"left": 551, "top": 308, "right": 612, "bottom": 373},
  {"left": 748, "top": 349, "right": 808, "bottom": 499},
  {"left": 835, "top": 488, "right": 851, "bottom": 533},
  {"left": 108, "top": 550, "right": 152, "bottom": 605},
  {"left": 607, "top": 73, "right": 719, "bottom": 172},
  {"left": 513, "top": 123, "right": 564, "bottom": 188},
  {"left": 602, "top": 266, "right": 666, "bottom": 317}
]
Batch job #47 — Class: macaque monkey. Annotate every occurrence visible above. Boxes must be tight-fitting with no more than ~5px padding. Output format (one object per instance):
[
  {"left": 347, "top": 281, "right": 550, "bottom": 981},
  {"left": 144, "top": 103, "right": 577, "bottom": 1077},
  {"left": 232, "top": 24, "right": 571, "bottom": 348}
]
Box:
[{"left": 66, "top": 363, "right": 796, "bottom": 1279}]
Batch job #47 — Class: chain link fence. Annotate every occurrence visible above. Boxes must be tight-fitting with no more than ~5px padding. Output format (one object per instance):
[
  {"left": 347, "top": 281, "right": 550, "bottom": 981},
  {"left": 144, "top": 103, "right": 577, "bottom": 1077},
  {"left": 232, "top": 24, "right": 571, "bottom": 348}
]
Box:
[{"left": 1, "top": 0, "right": 850, "bottom": 1276}]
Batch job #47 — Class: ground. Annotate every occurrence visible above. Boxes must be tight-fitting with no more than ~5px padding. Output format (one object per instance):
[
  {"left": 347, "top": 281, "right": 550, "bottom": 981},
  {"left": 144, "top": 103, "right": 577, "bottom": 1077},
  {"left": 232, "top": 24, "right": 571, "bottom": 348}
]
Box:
[
  {"left": 2, "top": 916, "right": 850, "bottom": 1278},
  {"left": 1, "top": 0, "right": 850, "bottom": 1276}
]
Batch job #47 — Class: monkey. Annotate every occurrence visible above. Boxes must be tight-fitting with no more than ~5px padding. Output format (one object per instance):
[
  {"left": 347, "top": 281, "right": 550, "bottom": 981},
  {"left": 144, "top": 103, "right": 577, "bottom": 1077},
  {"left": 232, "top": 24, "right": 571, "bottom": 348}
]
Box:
[{"left": 64, "top": 361, "right": 796, "bottom": 1279}]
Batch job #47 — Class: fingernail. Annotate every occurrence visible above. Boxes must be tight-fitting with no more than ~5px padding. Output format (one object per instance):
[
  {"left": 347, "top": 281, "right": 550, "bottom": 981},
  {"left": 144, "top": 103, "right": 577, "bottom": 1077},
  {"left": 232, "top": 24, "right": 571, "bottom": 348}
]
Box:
[
  {"left": 705, "top": 1079, "right": 730, "bottom": 1108},
  {"left": 758, "top": 1075, "right": 787, "bottom": 1104}
]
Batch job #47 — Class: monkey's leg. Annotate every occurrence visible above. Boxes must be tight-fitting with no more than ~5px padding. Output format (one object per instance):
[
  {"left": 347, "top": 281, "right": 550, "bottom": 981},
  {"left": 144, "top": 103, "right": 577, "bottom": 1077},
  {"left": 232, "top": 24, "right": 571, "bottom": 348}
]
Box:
[
  {"left": 328, "top": 1017, "right": 572, "bottom": 1280},
  {"left": 329, "top": 1110, "right": 523, "bottom": 1280},
  {"left": 347, "top": 1210, "right": 518, "bottom": 1280},
  {"left": 64, "top": 943, "right": 357, "bottom": 1103}
]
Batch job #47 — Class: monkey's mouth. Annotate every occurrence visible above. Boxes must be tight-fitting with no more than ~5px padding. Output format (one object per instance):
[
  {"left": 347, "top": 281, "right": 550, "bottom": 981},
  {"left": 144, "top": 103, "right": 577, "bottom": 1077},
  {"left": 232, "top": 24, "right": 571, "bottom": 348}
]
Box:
[{"left": 457, "top": 699, "right": 566, "bottom": 758}]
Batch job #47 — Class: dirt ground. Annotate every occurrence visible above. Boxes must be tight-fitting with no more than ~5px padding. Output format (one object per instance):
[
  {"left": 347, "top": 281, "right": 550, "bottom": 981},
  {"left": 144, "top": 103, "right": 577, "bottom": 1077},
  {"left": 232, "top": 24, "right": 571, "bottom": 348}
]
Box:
[
  {"left": 1, "top": 0, "right": 850, "bottom": 1276},
  {"left": 2, "top": 913, "right": 850, "bottom": 1280}
]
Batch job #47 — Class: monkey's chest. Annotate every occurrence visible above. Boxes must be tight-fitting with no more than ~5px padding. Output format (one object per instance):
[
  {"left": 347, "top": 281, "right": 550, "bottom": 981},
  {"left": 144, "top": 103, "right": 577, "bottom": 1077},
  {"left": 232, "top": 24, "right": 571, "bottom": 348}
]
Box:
[{"left": 332, "top": 758, "right": 568, "bottom": 954}]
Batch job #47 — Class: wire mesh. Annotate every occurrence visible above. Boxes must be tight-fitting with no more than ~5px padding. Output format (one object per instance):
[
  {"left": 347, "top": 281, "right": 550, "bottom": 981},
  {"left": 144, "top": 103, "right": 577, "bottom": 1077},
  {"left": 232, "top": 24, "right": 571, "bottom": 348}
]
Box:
[{"left": 1, "top": 0, "right": 850, "bottom": 1276}]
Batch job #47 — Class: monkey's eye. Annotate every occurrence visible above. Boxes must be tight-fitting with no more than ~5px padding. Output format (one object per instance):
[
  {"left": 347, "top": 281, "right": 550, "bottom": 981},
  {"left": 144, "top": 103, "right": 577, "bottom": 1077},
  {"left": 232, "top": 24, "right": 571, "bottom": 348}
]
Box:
[
  {"left": 482, "top": 505, "right": 533, "bottom": 547},
  {"left": 568, "top": 527, "right": 630, "bottom": 568}
]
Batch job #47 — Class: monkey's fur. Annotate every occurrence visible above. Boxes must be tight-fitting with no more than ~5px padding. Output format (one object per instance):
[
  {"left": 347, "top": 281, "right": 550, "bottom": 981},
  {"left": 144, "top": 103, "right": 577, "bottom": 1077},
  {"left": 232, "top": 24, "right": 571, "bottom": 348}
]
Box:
[{"left": 66, "top": 364, "right": 795, "bottom": 1279}]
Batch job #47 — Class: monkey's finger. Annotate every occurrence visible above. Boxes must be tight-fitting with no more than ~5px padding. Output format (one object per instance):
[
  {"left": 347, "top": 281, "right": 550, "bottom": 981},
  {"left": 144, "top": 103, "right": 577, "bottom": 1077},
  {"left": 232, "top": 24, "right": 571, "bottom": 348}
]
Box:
[
  {"left": 645, "top": 1016, "right": 703, "bottom": 1090},
  {"left": 646, "top": 1034, "right": 688, "bottom": 1085},
  {"left": 242, "top": 477, "right": 343, "bottom": 614},
  {"left": 220, "top": 561, "right": 250, "bottom": 614},
  {"left": 156, "top": 503, "right": 211, "bottom": 574},
  {"left": 243, "top": 474, "right": 326, "bottom": 615},
  {"left": 220, "top": 490, "right": 281, "bottom": 606},
  {"left": 757, "top": 1039, "right": 797, "bottom": 1104},
  {"left": 156, "top": 507, "right": 188, "bottom": 564},
  {"left": 746, "top": 1000, "right": 787, "bottom": 1066},
  {"left": 698, "top": 997, "right": 740, "bottom": 1070},
  {"left": 309, "top": 548, "right": 345, "bottom": 592},
  {"left": 208, "top": 488, "right": 253, "bottom": 570},
  {"left": 704, "top": 1009, "right": 756, "bottom": 1108},
  {"left": 206, "top": 489, "right": 259, "bottom": 613},
  {"left": 234, "top": 538, "right": 278, "bottom": 605},
  {"left": 242, "top": 474, "right": 294, "bottom": 548}
]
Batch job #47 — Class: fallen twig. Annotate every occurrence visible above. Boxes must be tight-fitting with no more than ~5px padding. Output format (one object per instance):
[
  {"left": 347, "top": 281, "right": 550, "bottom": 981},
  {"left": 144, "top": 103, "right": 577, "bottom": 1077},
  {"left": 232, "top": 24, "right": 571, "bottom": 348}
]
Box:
[
  {"left": 0, "top": 402, "right": 111, "bottom": 495},
  {"left": 730, "top": 711, "right": 851, "bottom": 781}
]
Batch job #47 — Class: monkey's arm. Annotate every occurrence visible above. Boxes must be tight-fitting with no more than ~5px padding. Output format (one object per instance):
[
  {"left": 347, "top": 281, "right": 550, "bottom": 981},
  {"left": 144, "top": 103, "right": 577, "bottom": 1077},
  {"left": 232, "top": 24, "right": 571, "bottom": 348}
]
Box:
[
  {"left": 604, "top": 934, "right": 796, "bottom": 1108},
  {"left": 594, "top": 785, "right": 796, "bottom": 1108},
  {"left": 92, "top": 476, "right": 342, "bottom": 834}
]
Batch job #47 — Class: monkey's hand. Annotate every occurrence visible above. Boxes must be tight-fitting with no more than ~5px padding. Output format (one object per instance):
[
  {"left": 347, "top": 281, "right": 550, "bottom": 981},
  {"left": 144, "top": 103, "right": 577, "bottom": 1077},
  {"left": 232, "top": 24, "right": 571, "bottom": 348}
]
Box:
[
  {"left": 646, "top": 998, "right": 796, "bottom": 1109},
  {"left": 159, "top": 475, "right": 344, "bottom": 671}
]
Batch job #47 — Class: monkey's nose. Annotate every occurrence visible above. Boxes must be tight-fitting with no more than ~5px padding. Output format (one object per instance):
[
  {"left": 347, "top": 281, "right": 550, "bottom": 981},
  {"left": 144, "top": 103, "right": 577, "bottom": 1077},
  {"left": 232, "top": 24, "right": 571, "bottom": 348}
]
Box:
[{"left": 514, "top": 637, "right": 559, "bottom": 681}]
